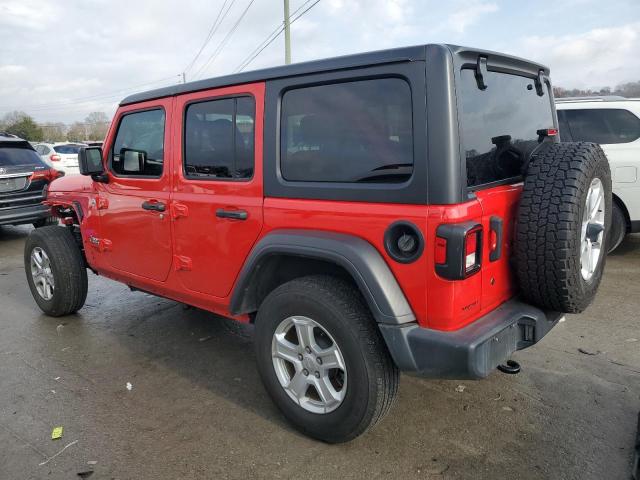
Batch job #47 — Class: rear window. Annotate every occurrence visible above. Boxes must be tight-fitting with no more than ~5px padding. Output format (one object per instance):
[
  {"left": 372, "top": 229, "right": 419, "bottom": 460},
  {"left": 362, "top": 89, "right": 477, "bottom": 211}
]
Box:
[
  {"left": 459, "top": 69, "right": 555, "bottom": 188},
  {"left": 280, "top": 78, "right": 413, "bottom": 183},
  {"left": 557, "top": 108, "right": 640, "bottom": 144},
  {"left": 53, "top": 144, "right": 84, "bottom": 154},
  {"left": 0, "top": 146, "right": 47, "bottom": 167}
]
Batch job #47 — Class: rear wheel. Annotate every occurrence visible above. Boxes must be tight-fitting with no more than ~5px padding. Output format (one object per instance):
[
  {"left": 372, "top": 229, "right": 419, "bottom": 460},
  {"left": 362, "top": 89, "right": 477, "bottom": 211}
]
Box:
[
  {"left": 254, "top": 275, "right": 398, "bottom": 443},
  {"left": 24, "top": 226, "right": 87, "bottom": 316},
  {"left": 607, "top": 201, "right": 627, "bottom": 254},
  {"left": 515, "top": 142, "right": 612, "bottom": 313}
]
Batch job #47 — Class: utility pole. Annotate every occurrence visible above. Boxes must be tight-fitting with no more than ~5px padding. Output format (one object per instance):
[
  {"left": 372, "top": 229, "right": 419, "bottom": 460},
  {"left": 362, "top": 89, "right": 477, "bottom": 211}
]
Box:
[
  {"left": 284, "top": 0, "right": 291, "bottom": 64},
  {"left": 181, "top": 72, "right": 186, "bottom": 84}
]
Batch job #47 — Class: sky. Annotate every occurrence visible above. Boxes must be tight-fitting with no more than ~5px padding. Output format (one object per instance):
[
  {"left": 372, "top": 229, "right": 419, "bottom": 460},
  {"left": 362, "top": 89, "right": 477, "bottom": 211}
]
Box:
[{"left": 1, "top": 0, "right": 639, "bottom": 124}]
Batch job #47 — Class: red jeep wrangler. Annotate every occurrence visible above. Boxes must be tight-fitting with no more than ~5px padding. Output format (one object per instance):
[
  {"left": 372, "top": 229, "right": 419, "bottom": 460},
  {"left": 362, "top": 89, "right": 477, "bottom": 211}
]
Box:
[{"left": 25, "top": 44, "right": 611, "bottom": 443}]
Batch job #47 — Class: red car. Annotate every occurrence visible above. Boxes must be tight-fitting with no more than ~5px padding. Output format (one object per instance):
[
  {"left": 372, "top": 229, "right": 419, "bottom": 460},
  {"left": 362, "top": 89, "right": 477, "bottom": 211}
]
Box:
[{"left": 25, "top": 44, "right": 611, "bottom": 443}]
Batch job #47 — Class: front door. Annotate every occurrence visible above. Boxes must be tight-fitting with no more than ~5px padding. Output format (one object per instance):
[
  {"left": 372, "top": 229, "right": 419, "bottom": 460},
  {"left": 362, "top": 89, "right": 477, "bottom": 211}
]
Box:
[
  {"left": 98, "top": 99, "right": 174, "bottom": 282},
  {"left": 171, "top": 83, "right": 264, "bottom": 297}
]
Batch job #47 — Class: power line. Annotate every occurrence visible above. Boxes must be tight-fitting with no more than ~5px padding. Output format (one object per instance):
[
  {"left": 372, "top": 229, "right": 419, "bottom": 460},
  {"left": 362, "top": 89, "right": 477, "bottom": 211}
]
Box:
[
  {"left": 183, "top": 0, "right": 236, "bottom": 77},
  {"left": 1, "top": 76, "right": 181, "bottom": 112},
  {"left": 192, "top": 0, "right": 257, "bottom": 80},
  {"left": 236, "top": 0, "right": 321, "bottom": 73},
  {"left": 234, "top": 0, "right": 315, "bottom": 73}
]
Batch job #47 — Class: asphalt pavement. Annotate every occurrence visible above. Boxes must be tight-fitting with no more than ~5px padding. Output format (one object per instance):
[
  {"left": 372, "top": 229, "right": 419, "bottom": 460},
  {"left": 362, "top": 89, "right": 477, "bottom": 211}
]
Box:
[{"left": 1, "top": 225, "right": 638, "bottom": 479}]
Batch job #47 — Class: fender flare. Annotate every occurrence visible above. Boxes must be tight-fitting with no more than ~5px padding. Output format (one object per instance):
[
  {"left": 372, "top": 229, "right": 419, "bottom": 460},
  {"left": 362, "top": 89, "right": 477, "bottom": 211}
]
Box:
[{"left": 229, "top": 229, "right": 416, "bottom": 325}]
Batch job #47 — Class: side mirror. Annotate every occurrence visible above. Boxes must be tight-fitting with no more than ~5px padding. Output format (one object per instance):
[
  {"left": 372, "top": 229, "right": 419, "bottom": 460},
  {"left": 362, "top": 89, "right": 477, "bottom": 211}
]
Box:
[{"left": 78, "top": 147, "right": 104, "bottom": 176}]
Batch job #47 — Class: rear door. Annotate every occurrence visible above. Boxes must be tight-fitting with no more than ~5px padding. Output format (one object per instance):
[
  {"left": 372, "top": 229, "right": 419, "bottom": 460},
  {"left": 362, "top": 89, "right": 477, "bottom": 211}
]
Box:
[
  {"left": 97, "top": 99, "right": 174, "bottom": 282},
  {"left": 171, "top": 83, "right": 264, "bottom": 298},
  {"left": 457, "top": 66, "right": 557, "bottom": 311}
]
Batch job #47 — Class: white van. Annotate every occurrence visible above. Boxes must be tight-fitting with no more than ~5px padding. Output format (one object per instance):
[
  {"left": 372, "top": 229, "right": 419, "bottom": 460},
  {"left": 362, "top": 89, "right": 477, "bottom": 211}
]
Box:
[{"left": 556, "top": 97, "right": 640, "bottom": 252}]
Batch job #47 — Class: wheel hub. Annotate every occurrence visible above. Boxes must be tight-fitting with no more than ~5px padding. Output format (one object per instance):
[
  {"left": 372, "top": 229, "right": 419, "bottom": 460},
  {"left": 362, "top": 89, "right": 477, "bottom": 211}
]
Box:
[
  {"left": 580, "top": 177, "right": 605, "bottom": 281},
  {"left": 271, "top": 315, "right": 347, "bottom": 414},
  {"left": 30, "top": 247, "right": 54, "bottom": 300}
]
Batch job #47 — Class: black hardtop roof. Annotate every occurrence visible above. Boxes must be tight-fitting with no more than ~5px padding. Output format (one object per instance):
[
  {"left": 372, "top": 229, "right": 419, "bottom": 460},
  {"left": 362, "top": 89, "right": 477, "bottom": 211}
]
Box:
[{"left": 120, "top": 43, "right": 549, "bottom": 106}]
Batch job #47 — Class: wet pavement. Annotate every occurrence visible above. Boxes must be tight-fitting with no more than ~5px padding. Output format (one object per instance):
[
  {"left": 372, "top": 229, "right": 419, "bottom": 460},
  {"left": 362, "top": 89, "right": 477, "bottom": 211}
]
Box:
[{"left": 1, "top": 225, "right": 638, "bottom": 479}]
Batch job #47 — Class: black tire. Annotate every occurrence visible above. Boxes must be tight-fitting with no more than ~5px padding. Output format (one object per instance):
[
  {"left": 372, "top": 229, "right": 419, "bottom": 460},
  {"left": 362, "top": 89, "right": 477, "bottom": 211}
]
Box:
[
  {"left": 515, "top": 142, "right": 611, "bottom": 313},
  {"left": 32, "top": 216, "right": 58, "bottom": 228},
  {"left": 24, "top": 225, "right": 88, "bottom": 316},
  {"left": 254, "top": 275, "right": 399, "bottom": 443},
  {"left": 607, "top": 201, "right": 627, "bottom": 254}
]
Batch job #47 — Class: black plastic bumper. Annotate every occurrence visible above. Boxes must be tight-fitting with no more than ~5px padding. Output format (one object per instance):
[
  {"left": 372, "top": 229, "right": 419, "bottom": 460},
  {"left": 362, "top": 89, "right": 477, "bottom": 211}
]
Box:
[
  {"left": 0, "top": 204, "right": 50, "bottom": 226},
  {"left": 379, "top": 299, "right": 563, "bottom": 379}
]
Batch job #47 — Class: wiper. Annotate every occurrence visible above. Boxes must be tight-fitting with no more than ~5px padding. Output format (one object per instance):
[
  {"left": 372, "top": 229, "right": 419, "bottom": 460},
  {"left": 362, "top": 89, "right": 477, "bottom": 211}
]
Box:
[
  {"left": 356, "top": 164, "right": 412, "bottom": 182},
  {"left": 371, "top": 163, "right": 412, "bottom": 171}
]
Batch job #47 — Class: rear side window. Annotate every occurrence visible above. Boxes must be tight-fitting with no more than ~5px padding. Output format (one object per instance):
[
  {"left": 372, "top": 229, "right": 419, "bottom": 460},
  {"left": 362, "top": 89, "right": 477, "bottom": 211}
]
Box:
[
  {"left": 0, "top": 146, "right": 47, "bottom": 167},
  {"left": 557, "top": 108, "right": 640, "bottom": 144},
  {"left": 111, "top": 109, "right": 165, "bottom": 177},
  {"left": 459, "top": 69, "right": 555, "bottom": 188},
  {"left": 280, "top": 78, "right": 413, "bottom": 183},
  {"left": 184, "top": 96, "right": 255, "bottom": 179},
  {"left": 53, "top": 144, "right": 84, "bottom": 154}
]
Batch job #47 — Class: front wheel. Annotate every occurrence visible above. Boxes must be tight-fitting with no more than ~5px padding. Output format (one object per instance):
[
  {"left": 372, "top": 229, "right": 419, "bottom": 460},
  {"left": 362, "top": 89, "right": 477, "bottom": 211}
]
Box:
[
  {"left": 32, "top": 216, "right": 58, "bottom": 228},
  {"left": 254, "top": 275, "right": 398, "bottom": 443},
  {"left": 24, "top": 226, "right": 88, "bottom": 316}
]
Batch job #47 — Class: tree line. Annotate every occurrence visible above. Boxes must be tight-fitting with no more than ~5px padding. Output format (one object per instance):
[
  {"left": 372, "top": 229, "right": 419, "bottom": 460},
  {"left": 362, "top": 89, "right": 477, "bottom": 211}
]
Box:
[
  {"left": 554, "top": 80, "right": 640, "bottom": 98},
  {"left": 0, "top": 111, "right": 111, "bottom": 142}
]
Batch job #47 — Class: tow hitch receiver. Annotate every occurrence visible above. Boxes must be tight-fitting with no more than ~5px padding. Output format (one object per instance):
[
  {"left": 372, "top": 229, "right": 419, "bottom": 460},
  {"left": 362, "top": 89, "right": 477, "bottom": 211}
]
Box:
[{"left": 497, "top": 360, "right": 521, "bottom": 374}]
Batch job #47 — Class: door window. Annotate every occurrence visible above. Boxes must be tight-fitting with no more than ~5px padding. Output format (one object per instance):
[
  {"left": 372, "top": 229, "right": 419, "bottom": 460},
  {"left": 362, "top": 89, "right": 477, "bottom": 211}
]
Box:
[
  {"left": 110, "top": 109, "right": 165, "bottom": 177},
  {"left": 280, "top": 78, "right": 413, "bottom": 183},
  {"left": 557, "top": 108, "right": 640, "bottom": 144},
  {"left": 183, "top": 96, "right": 255, "bottom": 180}
]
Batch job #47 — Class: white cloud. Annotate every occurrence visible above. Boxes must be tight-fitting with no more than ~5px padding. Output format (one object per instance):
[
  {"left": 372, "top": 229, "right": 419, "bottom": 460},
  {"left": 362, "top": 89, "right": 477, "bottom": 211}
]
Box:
[
  {"left": 0, "top": 65, "right": 27, "bottom": 75},
  {"left": 0, "top": 0, "right": 638, "bottom": 123},
  {"left": 442, "top": 1, "right": 498, "bottom": 34},
  {"left": 519, "top": 22, "right": 640, "bottom": 89}
]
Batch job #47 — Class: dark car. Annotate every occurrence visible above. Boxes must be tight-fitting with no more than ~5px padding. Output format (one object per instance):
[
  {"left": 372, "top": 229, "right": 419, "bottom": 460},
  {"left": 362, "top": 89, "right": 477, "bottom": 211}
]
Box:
[{"left": 0, "top": 133, "right": 62, "bottom": 228}]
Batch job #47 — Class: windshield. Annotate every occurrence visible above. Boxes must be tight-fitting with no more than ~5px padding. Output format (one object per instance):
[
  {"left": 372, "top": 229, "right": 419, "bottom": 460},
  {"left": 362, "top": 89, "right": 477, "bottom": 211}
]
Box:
[
  {"left": 459, "top": 69, "right": 555, "bottom": 188},
  {"left": 53, "top": 144, "right": 84, "bottom": 154},
  {"left": 0, "top": 146, "right": 47, "bottom": 167}
]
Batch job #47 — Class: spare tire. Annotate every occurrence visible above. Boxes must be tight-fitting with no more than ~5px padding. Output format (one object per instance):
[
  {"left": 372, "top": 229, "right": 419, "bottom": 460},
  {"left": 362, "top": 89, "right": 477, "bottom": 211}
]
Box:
[{"left": 515, "top": 142, "right": 611, "bottom": 313}]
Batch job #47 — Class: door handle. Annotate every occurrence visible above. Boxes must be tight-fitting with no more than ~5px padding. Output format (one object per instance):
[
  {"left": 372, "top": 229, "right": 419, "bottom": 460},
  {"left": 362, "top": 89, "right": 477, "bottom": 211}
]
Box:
[
  {"left": 142, "top": 200, "right": 166, "bottom": 212},
  {"left": 216, "top": 208, "right": 248, "bottom": 220}
]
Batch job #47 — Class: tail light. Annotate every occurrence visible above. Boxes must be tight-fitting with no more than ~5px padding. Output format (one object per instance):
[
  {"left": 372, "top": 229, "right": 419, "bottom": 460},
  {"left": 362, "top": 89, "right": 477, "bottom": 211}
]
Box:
[
  {"left": 50, "top": 154, "right": 61, "bottom": 162},
  {"left": 435, "top": 222, "right": 483, "bottom": 280},
  {"left": 30, "top": 168, "right": 63, "bottom": 183},
  {"left": 464, "top": 226, "right": 482, "bottom": 275}
]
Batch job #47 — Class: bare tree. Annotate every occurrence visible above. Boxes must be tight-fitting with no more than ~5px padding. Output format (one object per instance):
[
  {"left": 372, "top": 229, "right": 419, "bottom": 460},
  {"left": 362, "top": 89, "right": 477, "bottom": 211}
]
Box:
[
  {"left": 67, "top": 122, "right": 87, "bottom": 142},
  {"left": 41, "top": 123, "right": 67, "bottom": 142},
  {"left": 84, "top": 111, "right": 110, "bottom": 141}
]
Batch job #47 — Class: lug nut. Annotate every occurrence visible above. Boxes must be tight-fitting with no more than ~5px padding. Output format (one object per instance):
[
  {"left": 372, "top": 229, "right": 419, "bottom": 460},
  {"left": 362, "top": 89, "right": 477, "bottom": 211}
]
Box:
[
  {"left": 314, "top": 371, "right": 320, "bottom": 378},
  {"left": 316, "top": 357, "right": 322, "bottom": 365},
  {"left": 298, "top": 353, "right": 303, "bottom": 360},
  {"left": 305, "top": 346, "right": 312, "bottom": 354},
  {"left": 303, "top": 369, "right": 309, "bottom": 376}
]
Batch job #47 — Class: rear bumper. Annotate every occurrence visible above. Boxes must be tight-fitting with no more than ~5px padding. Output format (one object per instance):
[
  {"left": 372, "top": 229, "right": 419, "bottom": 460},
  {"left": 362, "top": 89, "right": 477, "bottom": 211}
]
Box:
[
  {"left": 379, "top": 299, "right": 563, "bottom": 379},
  {"left": 0, "top": 204, "right": 50, "bottom": 226}
]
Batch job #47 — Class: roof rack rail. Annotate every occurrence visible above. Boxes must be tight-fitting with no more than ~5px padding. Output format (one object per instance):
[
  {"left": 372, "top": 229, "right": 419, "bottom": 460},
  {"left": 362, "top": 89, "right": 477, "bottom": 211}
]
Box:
[{"left": 555, "top": 95, "right": 627, "bottom": 103}]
